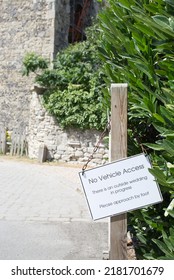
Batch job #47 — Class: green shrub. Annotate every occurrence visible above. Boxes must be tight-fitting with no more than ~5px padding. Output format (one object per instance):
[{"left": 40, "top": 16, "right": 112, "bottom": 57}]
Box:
[
  {"left": 22, "top": 52, "right": 48, "bottom": 76},
  {"left": 22, "top": 25, "right": 107, "bottom": 130},
  {"left": 99, "top": 0, "right": 174, "bottom": 259}
]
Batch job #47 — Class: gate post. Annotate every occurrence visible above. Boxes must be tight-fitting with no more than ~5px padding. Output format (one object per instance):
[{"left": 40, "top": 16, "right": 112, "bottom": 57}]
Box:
[{"left": 109, "top": 83, "right": 128, "bottom": 260}]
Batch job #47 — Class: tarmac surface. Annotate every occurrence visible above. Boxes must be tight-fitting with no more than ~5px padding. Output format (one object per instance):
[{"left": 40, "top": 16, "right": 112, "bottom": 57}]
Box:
[{"left": 0, "top": 157, "right": 108, "bottom": 259}]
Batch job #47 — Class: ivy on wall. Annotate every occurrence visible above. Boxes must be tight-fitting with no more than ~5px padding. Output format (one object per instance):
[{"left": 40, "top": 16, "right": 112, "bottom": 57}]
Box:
[{"left": 22, "top": 25, "right": 107, "bottom": 130}]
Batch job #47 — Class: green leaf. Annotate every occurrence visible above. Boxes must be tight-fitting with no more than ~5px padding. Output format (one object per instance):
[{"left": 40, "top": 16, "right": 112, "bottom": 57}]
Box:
[
  {"left": 145, "top": 143, "right": 164, "bottom": 151},
  {"left": 152, "top": 15, "right": 170, "bottom": 29},
  {"left": 153, "top": 124, "right": 173, "bottom": 135},
  {"left": 117, "top": 0, "right": 131, "bottom": 9},
  {"left": 166, "top": 177, "right": 174, "bottom": 184},
  {"left": 137, "top": 234, "right": 147, "bottom": 245},
  {"left": 149, "top": 168, "right": 169, "bottom": 187},
  {"left": 134, "top": 23, "right": 155, "bottom": 37},
  {"left": 153, "top": 113, "right": 166, "bottom": 124},
  {"left": 163, "top": 238, "right": 174, "bottom": 251},
  {"left": 167, "top": 210, "right": 174, "bottom": 218},
  {"left": 162, "top": 139, "right": 174, "bottom": 156},
  {"left": 143, "top": 253, "right": 155, "bottom": 260},
  {"left": 166, "top": 0, "right": 174, "bottom": 7},
  {"left": 152, "top": 239, "right": 173, "bottom": 256}
]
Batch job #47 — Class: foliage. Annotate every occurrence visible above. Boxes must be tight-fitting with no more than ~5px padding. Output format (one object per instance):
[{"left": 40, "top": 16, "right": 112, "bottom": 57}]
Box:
[
  {"left": 22, "top": 26, "right": 107, "bottom": 130},
  {"left": 99, "top": 0, "right": 174, "bottom": 259},
  {"left": 22, "top": 52, "right": 48, "bottom": 76}
]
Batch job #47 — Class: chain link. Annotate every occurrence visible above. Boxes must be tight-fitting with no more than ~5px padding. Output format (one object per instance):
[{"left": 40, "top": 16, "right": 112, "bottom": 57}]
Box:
[{"left": 82, "top": 119, "right": 111, "bottom": 175}]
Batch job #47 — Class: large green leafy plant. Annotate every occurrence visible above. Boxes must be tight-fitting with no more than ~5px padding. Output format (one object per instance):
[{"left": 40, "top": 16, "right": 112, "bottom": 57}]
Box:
[
  {"left": 99, "top": 0, "right": 174, "bottom": 259},
  {"left": 23, "top": 26, "right": 107, "bottom": 130}
]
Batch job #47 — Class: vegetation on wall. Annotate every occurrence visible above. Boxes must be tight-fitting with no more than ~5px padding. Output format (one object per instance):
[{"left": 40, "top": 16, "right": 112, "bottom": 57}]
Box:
[
  {"left": 22, "top": 26, "right": 107, "bottom": 130},
  {"left": 99, "top": 0, "right": 174, "bottom": 259}
]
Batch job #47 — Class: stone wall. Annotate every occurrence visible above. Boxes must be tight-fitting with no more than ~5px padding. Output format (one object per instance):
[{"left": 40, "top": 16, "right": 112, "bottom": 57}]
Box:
[
  {"left": 0, "top": 0, "right": 103, "bottom": 164},
  {"left": 54, "top": 0, "right": 70, "bottom": 53},
  {"left": 0, "top": 0, "right": 98, "bottom": 131},
  {"left": 28, "top": 91, "right": 109, "bottom": 165},
  {"left": 0, "top": 0, "right": 70, "bottom": 130}
]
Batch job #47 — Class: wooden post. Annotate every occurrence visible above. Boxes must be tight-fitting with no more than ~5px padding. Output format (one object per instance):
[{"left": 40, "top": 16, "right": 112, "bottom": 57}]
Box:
[
  {"left": 109, "top": 83, "right": 128, "bottom": 260},
  {"left": 0, "top": 127, "right": 7, "bottom": 155},
  {"left": 38, "top": 144, "right": 47, "bottom": 163}
]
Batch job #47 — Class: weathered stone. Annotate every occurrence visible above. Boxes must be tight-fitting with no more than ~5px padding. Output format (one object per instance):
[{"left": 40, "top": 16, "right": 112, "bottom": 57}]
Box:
[
  {"left": 68, "top": 141, "right": 81, "bottom": 148},
  {"left": 61, "top": 155, "right": 70, "bottom": 162},
  {"left": 54, "top": 154, "right": 61, "bottom": 160},
  {"left": 78, "top": 157, "right": 89, "bottom": 162},
  {"left": 75, "top": 150, "right": 84, "bottom": 158},
  {"left": 98, "top": 148, "right": 105, "bottom": 155},
  {"left": 93, "top": 153, "right": 103, "bottom": 159},
  {"left": 0, "top": 0, "right": 70, "bottom": 130},
  {"left": 47, "top": 145, "right": 57, "bottom": 150},
  {"left": 91, "top": 158, "right": 103, "bottom": 164},
  {"left": 56, "top": 150, "right": 65, "bottom": 155},
  {"left": 87, "top": 147, "right": 95, "bottom": 153},
  {"left": 0, "top": 0, "right": 105, "bottom": 165},
  {"left": 28, "top": 85, "right": 109, "bottom": 165},
  {"left": 84, "top": 153, "right": 90, "bottom": 157}
]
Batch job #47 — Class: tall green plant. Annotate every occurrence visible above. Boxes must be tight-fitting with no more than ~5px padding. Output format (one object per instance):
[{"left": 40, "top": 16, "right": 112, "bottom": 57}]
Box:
[{"left": 99, "top": 0, "right": 174, "bottom": 259}]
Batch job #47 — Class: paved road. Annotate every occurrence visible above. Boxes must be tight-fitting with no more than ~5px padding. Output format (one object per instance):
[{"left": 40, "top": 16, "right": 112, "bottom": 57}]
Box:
[{"left": 0, "top": 157, "right": 108, "bottom": 259}]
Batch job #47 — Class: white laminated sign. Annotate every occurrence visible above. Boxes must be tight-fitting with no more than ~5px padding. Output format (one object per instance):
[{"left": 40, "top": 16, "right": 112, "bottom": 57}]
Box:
[{"left": 79, "top": 154, "right": 163, "bottom": 220}]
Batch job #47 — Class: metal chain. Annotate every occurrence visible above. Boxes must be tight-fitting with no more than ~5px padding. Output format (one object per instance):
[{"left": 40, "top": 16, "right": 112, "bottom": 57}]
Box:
[
  {"left": 82, "top": 119, "right": 111, "bottom": 175},
  {"left": 140, "top": 143, "right": 148, "bottom": 155},
  {"left": 81, "top": 119, "right": 148, "bottom": 175},
  {"left": 133, "top": 132, "right": 148, "bottom": 155}
]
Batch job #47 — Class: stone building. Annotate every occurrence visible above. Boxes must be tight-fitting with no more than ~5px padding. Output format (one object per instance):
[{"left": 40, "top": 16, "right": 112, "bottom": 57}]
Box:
[
  {"left": 0, "top": 0, "right": 98, "bottom": 130},
  {"left": 0, "top": 0, "right": 108, "bottom": 164}
]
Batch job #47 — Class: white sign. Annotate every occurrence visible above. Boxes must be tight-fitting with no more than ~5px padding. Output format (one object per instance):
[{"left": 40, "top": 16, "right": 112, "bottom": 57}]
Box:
[{"left": 79, "top": 154, "right": 163, "bottom": 220}]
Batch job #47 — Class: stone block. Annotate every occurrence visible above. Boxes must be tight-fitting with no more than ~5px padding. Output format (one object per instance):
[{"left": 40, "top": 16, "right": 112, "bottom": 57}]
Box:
[
  {"left": 84, "top": 153, "right": 90, "bottom": 157},
  {"left": 79, "top": 157, "right": 89, "bottom": 162},
  {"left": 87, "top": 147, "right": 96, "bottom": 153},
  {"left": 54, "top": 154, "right": 61, "bottom": 160},
  {"left": 91, "top": 158, "right": 102, "bottom": 165},
  {"left": 75, "top": 150, "right": 84, "bottom": 158},
  {"left": 38, "top": 117, "right": 44, "bottom": 121},
  {"left": 61, "top": 155, "right": 70, "bottom": 162},
  {"left": 67, "top": 146, "right": 74, "bottom": 152},
  {"left": 68, "top": 141, "right": 81, "bottom": 148},
  {"left": 93, "top": 153, "right": 103, "bottom": 159},
  {"left": 98, "top": 148, "right": 105, "bottom": 155},
  {"left": 56, "top": 150, "right": 65, "bottom": 155},
  {"left": 47, "top": 145, "right": 57, "bottom": 151}
]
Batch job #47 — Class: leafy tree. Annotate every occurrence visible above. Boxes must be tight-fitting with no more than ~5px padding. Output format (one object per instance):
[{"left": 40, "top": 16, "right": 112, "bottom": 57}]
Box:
[{"left": 99, "top": 0, "right": 174, "bottom": 259}]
